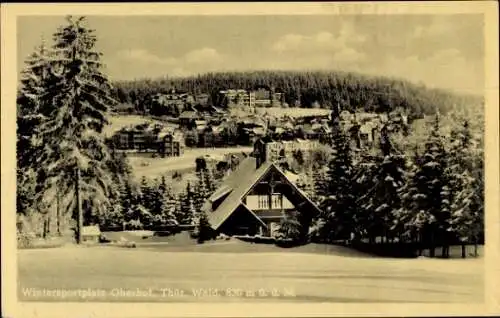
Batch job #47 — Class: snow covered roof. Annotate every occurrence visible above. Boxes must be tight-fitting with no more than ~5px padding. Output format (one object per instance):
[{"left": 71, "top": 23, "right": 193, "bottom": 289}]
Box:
[
  {"left": 82, "top": 225, "right": 101, "bottom": 236},
  {"left": 204, "top": 157, "right": 322, "bottom": 230},
  {"left": 284, "top": 171, "right": 300, "bottom": 185},
  {"left": 179, "top": 111, "right": 198, "bottom": 119}
]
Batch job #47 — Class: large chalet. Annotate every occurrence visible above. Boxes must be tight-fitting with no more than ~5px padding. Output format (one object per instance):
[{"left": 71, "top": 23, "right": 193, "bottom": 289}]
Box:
[{"left": 202, "top": 140, "right": 322, "bottom": 237}]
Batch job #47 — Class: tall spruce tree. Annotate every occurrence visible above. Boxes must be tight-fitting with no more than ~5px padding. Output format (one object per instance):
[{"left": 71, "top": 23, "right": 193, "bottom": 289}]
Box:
[
  {"left": 177, "top": 182, "right": 195, "bottom": 225},
  {"left": 320, "top": 125, "right": 357, "bottom": 243},
  {"left": 203, "top": 168, "right": 217, "bottom": 193},
  {"left": 297, "top": 166, "right": 316, "bottom": 203},
  {"left": 18, "top": 16, "right": 122, "bottom": 242},
  {"left": 312, "top": 166, "right": 328, "bottom": 206},
  {"left": 17, "top": 38, "right": 52, "bottom": 171},
  {"left": 24, "top": 16, "right": 120, "bottom": 242},
  {"left": 353, "top": 153, "right": 380, "bottom": 243},
  {"left": 371, "top": 154, "right": 406, "bottom": 243},
  {"left": 448, "top": 119, "right": 483, "bottom": 257},
  {"left": 420, "top": 111, "right": 450, "bottom": 257},
  {"left": 17, "top": 39, "right": 53, "bottom": 236},
  {"left": 159, "top": 184, "right": 178, "bottom": 227},
  {"left": 139, "top": 176, "right": 155, "bottom": 213},
  {"left": 396, "top": 112, "right": 449, "bottom": 256}
]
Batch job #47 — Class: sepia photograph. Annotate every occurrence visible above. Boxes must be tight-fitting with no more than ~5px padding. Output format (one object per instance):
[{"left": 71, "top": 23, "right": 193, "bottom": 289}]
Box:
[{"left": 2, "top": 2, "right": 499, "bottom": 318}]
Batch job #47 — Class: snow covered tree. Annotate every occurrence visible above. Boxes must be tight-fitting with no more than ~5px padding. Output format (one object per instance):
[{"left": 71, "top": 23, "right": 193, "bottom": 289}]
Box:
[
  {"left": 194, "top": 170, "right": 211, "bottom": 212},
  {"left": 17, "top": 39, "right": 56, "bottom": 240},
  {"left": 159, "top": 188, "right": 178, "bottom": 227},
  {"left": 121, "top": 179, "right": 136, "bottom": 218},
  {"left": 357, "top": 153, "right": 406, "bottom": 243},
  {"left": 195, "top": 210, "right": 214, "bottom": 243},
  {"left": 203, "top": 168, "right": 217, "bottom": 193},
  {"left": 22, "top": 16, "right": 120, "bottom": 243},
  {"left": 320, "top": 127, "right": 357, "bottom": 243},
  {"left": 419, "top": 111, "right": 450, "bottom": 257},
  {"left": 276, "top": 212, "right": 302, "bottom": 242},
  {"left": 17, "top": 38, "right": 52, "bottom": 171},
  {"left": 447, "top": 119, "right": 484, "bottom": 258},
  {"left": 296, "top": 166, "right": 316, "bottom": 203},
  {"left": 352, "top": 154, "right": 380, "bottom": 242},
  {"left": 16, "top": 168, "right": 37, "bottom": 216},
  {"left": 312, "top": 166, "right": 328, "bottom": 205},
  {"left": 177, "top": 182, "right": 196, "bottom": 225},
  {"left": 139, "top": 176, "right": 155, "bottom": 213},
  {"left": 395, "top": 112, "right": 448, "bottom": 256}
]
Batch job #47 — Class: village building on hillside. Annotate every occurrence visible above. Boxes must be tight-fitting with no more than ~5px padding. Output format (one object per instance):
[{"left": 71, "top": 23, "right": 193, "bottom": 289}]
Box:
[
  {"left": 194, "top": 93, "right": 210, "bottom": 106},
  {"left": 253, "top": 88, "right": 271, "bottom": 107},
  {"left": 330, "top": 108, "right": 410, "bottom": 150},
  {"left": 111, "top": 123, "right": 185, "bottom": 157},
  {"left": 202, "top": 147, "right": 322, "bottom": 237},
  {"left": 253, "top": 137, "right": 320, "bottom": 164},
  {"left": 178, "top": 110, "right": 200, "bottom": 129},
  {"left": 113, "top": 123, "right": 158, "bottom": 151},
  {"left": 114, "top": 103, "right": 136, "bottom": 114},
  {"left": 219, "top": 89, "right": 256, "bottom": 108},
  {"left": 148, "top": 89, "right": 197, "bottom": 115},
  {"left": 158, "top": 129, "right": 185, "bottom": 157},
  {"left": 250, "top": 87, "right": 283, "bottom": 107}
]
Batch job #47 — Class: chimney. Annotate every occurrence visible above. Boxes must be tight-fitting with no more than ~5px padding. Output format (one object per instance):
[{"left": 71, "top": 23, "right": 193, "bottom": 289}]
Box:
[{"left": 254, "top": 139, "right": 267, "bottom": 169}]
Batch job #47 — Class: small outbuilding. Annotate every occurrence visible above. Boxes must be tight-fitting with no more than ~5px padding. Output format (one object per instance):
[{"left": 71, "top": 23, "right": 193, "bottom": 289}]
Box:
[{"left": 81, "top": 225, "right": 101, "bottom": 244}]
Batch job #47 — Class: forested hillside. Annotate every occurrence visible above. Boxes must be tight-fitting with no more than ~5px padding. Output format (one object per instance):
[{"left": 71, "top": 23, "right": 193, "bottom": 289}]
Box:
[{"left": 112, "top": 70, "right": 483, "bottom": 119}]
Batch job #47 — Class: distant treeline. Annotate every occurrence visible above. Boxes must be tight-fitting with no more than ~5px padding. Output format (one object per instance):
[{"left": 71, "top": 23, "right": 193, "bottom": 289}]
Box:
[{"left": 112, "top": 70, "right": 483, "bottom": 119}]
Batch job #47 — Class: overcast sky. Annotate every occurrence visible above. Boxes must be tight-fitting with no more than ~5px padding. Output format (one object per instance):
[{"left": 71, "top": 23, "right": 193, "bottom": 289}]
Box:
[{"left": 17, "top": 14, "right": 484, "bottom": 94}]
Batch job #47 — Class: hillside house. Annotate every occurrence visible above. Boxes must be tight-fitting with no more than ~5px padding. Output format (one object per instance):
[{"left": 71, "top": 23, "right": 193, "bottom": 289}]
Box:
[
  {"left": 359, "top": 122, "right": 379, "bottom": 146},
  {"left": 317, "top": 124, "right": 333, "bottom": 144},
  {"left": 253, "top": 88, "right": 272, "bottom": 107},
  {"left": 272, "top": 92, "right": 283, "bottom": 107},
  {"left": 184, "top": 128, "right": 199, "bottom": 147},
  {"left": 240, "top": 127, "right": 267, "bottom": 145},
  {"left": 179, "top": 111, "right": 200, "bottom": 129},
  {"left": 114, "top": 103, "right": 136, "bottom": 114},
  {"left": 253, "top": 137, "right": 320, "bottom": 163},
  {"left": 113, "top": 124, "right": 157, "bottom": 151},
  {"left": 219, "top": 89, "right": 256, "bottom": 108},
  {"left": 195, "top": 93, "right": 210, "bottom": 106},
  {"left": 158, "top": 129, "right": 185, "bottom": 157},
  {"left": 198, "top": 125, "right": 222, "bottom": 148},
  {"left": 203, "top": 150, "right": 322, "bottom": 237},
  {"left": 150, "top": 90, "right": 195, "bottom": 114}
]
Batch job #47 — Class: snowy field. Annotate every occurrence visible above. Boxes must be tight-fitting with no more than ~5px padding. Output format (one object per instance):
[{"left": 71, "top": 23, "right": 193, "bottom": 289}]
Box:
[
  {"left": 128, "top": 146, "right": 253, "bottom": 179},
  {"left": 18, "top": 243, "right": 484, "bottom": 303},
  {"left": 230, "top": 107, "right": 332, "bottom": 119},
  {"left": 103, "top": 115, "right": 171, "bottom": 137}
]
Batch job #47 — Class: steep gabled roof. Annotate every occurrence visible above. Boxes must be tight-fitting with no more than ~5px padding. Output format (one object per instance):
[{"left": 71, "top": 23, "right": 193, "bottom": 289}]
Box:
[
  {"left": 82, "top": 225, "right": 101, "bottom": 236},
  {"left": 204, "top": 156, "right": 322, "bottom": 230},
  {"left": 203, "top": 157, "right": 273, "bottom": 229},
  {"left": 179, "top": 111, "right": 198, "bottom": 119}
]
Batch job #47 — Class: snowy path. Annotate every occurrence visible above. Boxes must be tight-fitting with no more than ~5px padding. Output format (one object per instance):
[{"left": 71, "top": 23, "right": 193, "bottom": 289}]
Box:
[{"left": 18, "top": 246, "right": 483, "bottom": 303}]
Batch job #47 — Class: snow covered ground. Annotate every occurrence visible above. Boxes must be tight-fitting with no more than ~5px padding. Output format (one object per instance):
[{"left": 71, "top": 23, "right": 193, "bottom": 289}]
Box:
[
  {"left": 18, "top": 244, "right": 484, "bottom": 303},
  {"left": 128, "top": 146, "right": 253, "bottom": 179}
]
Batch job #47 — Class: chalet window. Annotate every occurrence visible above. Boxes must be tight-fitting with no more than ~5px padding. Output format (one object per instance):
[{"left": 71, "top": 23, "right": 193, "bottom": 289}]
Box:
[
  {"left": 258, "top": 195, "right": 269, "bottom": 209},
  {"left": 272, "top": 194, "right": 282, "bottom": 208}
]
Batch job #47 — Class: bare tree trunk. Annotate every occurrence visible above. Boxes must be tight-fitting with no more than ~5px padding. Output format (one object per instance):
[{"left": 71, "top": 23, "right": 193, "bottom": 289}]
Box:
[
  {"left": 461, "top": 244, "right": 466, "bottom": 258},
  {"left": 441, "top": 233, "right": 448, "bottom": 258},
  {"left": 56, "top": 191, "right": 61, "bottom": 236},
  {"left": 75, "top": 167, "right": 83, "bottom": 244},
  {"left": 42, "top": 215, "right": 48, "bottom": 239},
  {"left": 47, "top": 213, "right": 51, "bottom": 237},
  {"left": 474, "top": 237, "right": 478, "bottom": 257},
  {"left": 429, "top": 231, "right": 435, "bottom": 258},
  {"left": 418, "top": 231, "right": 423, "bottom": 256}
]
